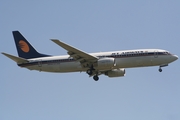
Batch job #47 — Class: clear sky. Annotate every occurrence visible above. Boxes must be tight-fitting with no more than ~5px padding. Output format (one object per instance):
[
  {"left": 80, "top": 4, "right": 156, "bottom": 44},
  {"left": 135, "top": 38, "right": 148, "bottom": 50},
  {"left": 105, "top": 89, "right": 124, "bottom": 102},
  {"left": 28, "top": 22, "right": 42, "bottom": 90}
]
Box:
[{"left": 0, "top": 0, "right": 180, "bottom": 120}]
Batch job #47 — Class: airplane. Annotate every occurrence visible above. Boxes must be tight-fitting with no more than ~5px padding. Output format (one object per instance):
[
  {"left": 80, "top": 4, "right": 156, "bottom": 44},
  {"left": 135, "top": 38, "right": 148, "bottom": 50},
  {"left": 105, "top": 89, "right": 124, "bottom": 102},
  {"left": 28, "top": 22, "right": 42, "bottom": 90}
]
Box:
[{"left": 2, "top": 31, "right": 178, "bottom": 81}]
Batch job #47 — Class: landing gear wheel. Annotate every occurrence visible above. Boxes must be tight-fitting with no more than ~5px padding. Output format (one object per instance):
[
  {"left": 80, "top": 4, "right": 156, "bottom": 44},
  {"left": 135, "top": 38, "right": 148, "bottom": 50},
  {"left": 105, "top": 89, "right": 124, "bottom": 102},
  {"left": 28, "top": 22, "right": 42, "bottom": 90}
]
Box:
[
  {"left": 93, "top": 75, "right": 99, "bottom": 81},
  {"left": 159, "top": 68, "right": 162, "bottom": 72}
]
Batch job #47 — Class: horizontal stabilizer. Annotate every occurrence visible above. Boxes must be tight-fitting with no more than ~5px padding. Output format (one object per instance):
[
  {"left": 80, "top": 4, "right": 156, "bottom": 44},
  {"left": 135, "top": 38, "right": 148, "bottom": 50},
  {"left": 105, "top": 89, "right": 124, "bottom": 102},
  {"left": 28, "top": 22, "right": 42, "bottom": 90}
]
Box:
[{"left": 2, "top": 52, "right": 29, "bottom": 64}]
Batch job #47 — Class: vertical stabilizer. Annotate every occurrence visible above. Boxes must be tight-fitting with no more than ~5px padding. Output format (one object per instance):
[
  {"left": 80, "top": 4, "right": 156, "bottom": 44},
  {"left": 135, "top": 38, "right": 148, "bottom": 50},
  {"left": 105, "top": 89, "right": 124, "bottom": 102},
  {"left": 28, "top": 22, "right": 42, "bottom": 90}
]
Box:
[{"left": 13, "top": 31, "right": 50, "bottom": 59}]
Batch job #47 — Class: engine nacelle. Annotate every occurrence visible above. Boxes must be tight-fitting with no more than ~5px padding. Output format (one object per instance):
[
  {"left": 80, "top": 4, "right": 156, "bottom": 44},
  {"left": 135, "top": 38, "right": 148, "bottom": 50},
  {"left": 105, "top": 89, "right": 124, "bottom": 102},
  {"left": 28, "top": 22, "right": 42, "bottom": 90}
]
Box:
[
  {"left": 97, "top": 57, "right": 115, "bottom": 69},
  {"left": 105, "top": 69, "right": 125, "bottom": 77}
]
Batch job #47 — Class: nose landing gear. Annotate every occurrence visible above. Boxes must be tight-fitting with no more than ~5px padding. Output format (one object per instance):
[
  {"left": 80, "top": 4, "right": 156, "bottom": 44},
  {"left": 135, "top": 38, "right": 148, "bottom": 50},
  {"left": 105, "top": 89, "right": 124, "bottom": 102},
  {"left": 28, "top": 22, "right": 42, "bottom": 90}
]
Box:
[
  {"left": 158, "top": 64, "right": 168, "bottom": 72},
  {"left": 159, "top": 67, "right": 162, "bottom": 72}
]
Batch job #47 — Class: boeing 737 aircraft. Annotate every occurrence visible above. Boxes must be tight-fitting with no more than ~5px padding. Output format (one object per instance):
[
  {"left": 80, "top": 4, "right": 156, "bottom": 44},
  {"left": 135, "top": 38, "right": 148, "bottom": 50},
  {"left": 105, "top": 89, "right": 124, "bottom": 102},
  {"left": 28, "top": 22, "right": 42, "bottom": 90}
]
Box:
[{"left": 2, "top": 31, "right": 178, "bottom": 81}]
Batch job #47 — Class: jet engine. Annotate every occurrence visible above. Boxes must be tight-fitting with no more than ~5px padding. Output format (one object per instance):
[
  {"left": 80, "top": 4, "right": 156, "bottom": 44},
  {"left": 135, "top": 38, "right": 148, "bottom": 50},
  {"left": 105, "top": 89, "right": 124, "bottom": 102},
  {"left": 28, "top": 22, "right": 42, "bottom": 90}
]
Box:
[
  {"left": 97, "top": 57, "right": 115, "bottom": 69},
  {"left": 105, "top": 69, "right": 125, "bottom": 77}
]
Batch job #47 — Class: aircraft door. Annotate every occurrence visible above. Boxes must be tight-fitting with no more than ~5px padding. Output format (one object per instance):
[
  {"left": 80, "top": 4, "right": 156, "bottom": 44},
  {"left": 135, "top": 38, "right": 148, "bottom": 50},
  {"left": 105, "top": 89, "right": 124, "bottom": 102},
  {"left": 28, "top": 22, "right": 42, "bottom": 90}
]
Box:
[
  {"left": 37, "top": 60, "right": 42, "bottom": 71},
  {"left": 154, "top": 51, "right": 158, "bottom": 58},
  {"left": 38, "top": 60, "right": 42, "bottom": 67}
]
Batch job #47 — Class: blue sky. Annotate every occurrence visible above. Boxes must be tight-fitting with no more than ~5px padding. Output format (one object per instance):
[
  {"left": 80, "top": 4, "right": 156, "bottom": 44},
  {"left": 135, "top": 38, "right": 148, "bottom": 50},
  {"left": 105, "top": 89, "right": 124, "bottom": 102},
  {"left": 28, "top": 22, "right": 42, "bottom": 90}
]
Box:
[{"left": 0, "top": 0, "right": 180, "bottom": 120}]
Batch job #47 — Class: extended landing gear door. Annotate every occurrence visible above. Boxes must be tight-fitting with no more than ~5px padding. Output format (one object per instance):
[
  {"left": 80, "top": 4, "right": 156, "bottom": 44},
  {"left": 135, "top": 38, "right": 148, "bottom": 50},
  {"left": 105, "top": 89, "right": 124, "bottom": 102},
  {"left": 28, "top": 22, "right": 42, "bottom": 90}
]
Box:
[{"left": 154, "top": 51, "right": 158, "bottom": 58}]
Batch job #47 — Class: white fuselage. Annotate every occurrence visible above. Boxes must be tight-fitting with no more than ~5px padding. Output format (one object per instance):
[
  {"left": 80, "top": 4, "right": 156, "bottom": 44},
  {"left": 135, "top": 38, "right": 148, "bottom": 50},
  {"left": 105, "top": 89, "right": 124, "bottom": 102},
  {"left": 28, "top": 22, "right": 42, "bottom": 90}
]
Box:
[{"left": 19, "top": 49, "right": 178, "bottom": 72}]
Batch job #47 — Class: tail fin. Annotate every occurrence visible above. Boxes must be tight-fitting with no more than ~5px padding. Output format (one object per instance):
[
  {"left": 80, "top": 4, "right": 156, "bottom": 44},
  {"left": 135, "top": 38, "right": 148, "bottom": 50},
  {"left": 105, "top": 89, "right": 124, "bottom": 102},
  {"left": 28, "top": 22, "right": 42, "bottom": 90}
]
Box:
[{"left": 13, "top": 31, "right": 50, "bottom": 59}]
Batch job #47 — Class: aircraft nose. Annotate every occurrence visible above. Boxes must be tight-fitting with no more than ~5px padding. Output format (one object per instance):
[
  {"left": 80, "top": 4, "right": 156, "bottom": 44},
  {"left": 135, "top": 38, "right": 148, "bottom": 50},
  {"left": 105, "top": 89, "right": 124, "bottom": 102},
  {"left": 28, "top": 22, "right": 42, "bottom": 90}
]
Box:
[{"left": 173, "top": 55, "right": 178, "bottom": 61}]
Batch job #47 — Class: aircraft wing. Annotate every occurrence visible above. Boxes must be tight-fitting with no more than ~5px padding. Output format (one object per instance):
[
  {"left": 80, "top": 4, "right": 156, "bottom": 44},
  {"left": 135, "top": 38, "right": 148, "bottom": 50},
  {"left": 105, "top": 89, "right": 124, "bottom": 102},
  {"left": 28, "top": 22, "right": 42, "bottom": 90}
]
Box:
[{"left": 51, "top": 39, "right": 98, "bottom": 67}]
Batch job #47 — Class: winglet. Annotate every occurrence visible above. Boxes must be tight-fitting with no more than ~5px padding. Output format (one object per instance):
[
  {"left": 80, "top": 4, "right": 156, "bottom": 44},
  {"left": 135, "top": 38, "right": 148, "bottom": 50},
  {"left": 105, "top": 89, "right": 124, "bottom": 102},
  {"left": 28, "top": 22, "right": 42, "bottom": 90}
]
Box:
[{"left": 2, "top": 52, "right": 29, "bottom": 64}]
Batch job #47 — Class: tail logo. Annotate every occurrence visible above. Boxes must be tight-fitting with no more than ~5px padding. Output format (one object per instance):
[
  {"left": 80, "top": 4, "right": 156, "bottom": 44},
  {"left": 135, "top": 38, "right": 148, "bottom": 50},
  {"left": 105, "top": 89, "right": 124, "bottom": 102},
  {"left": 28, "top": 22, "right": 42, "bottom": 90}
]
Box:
[{"left": 19, "top": 40, "right": 30, "bottom": 53}]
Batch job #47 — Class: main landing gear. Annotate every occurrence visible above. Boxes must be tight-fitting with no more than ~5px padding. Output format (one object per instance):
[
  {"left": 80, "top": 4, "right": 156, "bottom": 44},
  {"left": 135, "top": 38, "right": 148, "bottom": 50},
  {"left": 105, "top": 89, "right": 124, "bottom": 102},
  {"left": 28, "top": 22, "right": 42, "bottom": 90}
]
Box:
[
  {"left": 86, "top": 69, "right": 93, "bottom": 75},
  {"left": 86, "top": 65, "right": 95, "bottom": 76},
  {"left": 93, "top": 75, "right": 99, "bottom": 81},
  {"left": 86, "top": 65, "right": 99, "bottom": 81}
]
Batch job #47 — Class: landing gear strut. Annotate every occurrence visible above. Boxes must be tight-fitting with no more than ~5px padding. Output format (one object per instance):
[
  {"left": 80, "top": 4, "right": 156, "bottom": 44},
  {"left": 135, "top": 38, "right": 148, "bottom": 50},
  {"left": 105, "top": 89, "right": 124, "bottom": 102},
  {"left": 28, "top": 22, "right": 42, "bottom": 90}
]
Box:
[
  {"left": 86, "top": 65, "right": 95, "bottom": 76},
  {"left": 86, "top": 65, "right": 99, "bottom": 81},
  {"left": 86, "top": 69, "right": 93, "bottom": 75}
]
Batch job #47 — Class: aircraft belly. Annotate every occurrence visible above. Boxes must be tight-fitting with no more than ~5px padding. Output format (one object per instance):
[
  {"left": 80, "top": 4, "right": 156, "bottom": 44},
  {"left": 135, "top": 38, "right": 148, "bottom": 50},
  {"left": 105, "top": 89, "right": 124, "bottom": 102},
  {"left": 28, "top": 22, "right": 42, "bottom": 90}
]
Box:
[
  {"left": 24, "top": 64, "right": 42, "bottom": 71},
  {"left": 59, "top": 62, "right": 82, "bottom": 72},
  {"left": 39, "top": 62, "right": 81, "bottom": 72},
  {"left": 24, "top": 61, "right": 84, "bottom": 73},
  {"left": 59, "top": 63, "right": 74, "bottom": 72}
]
